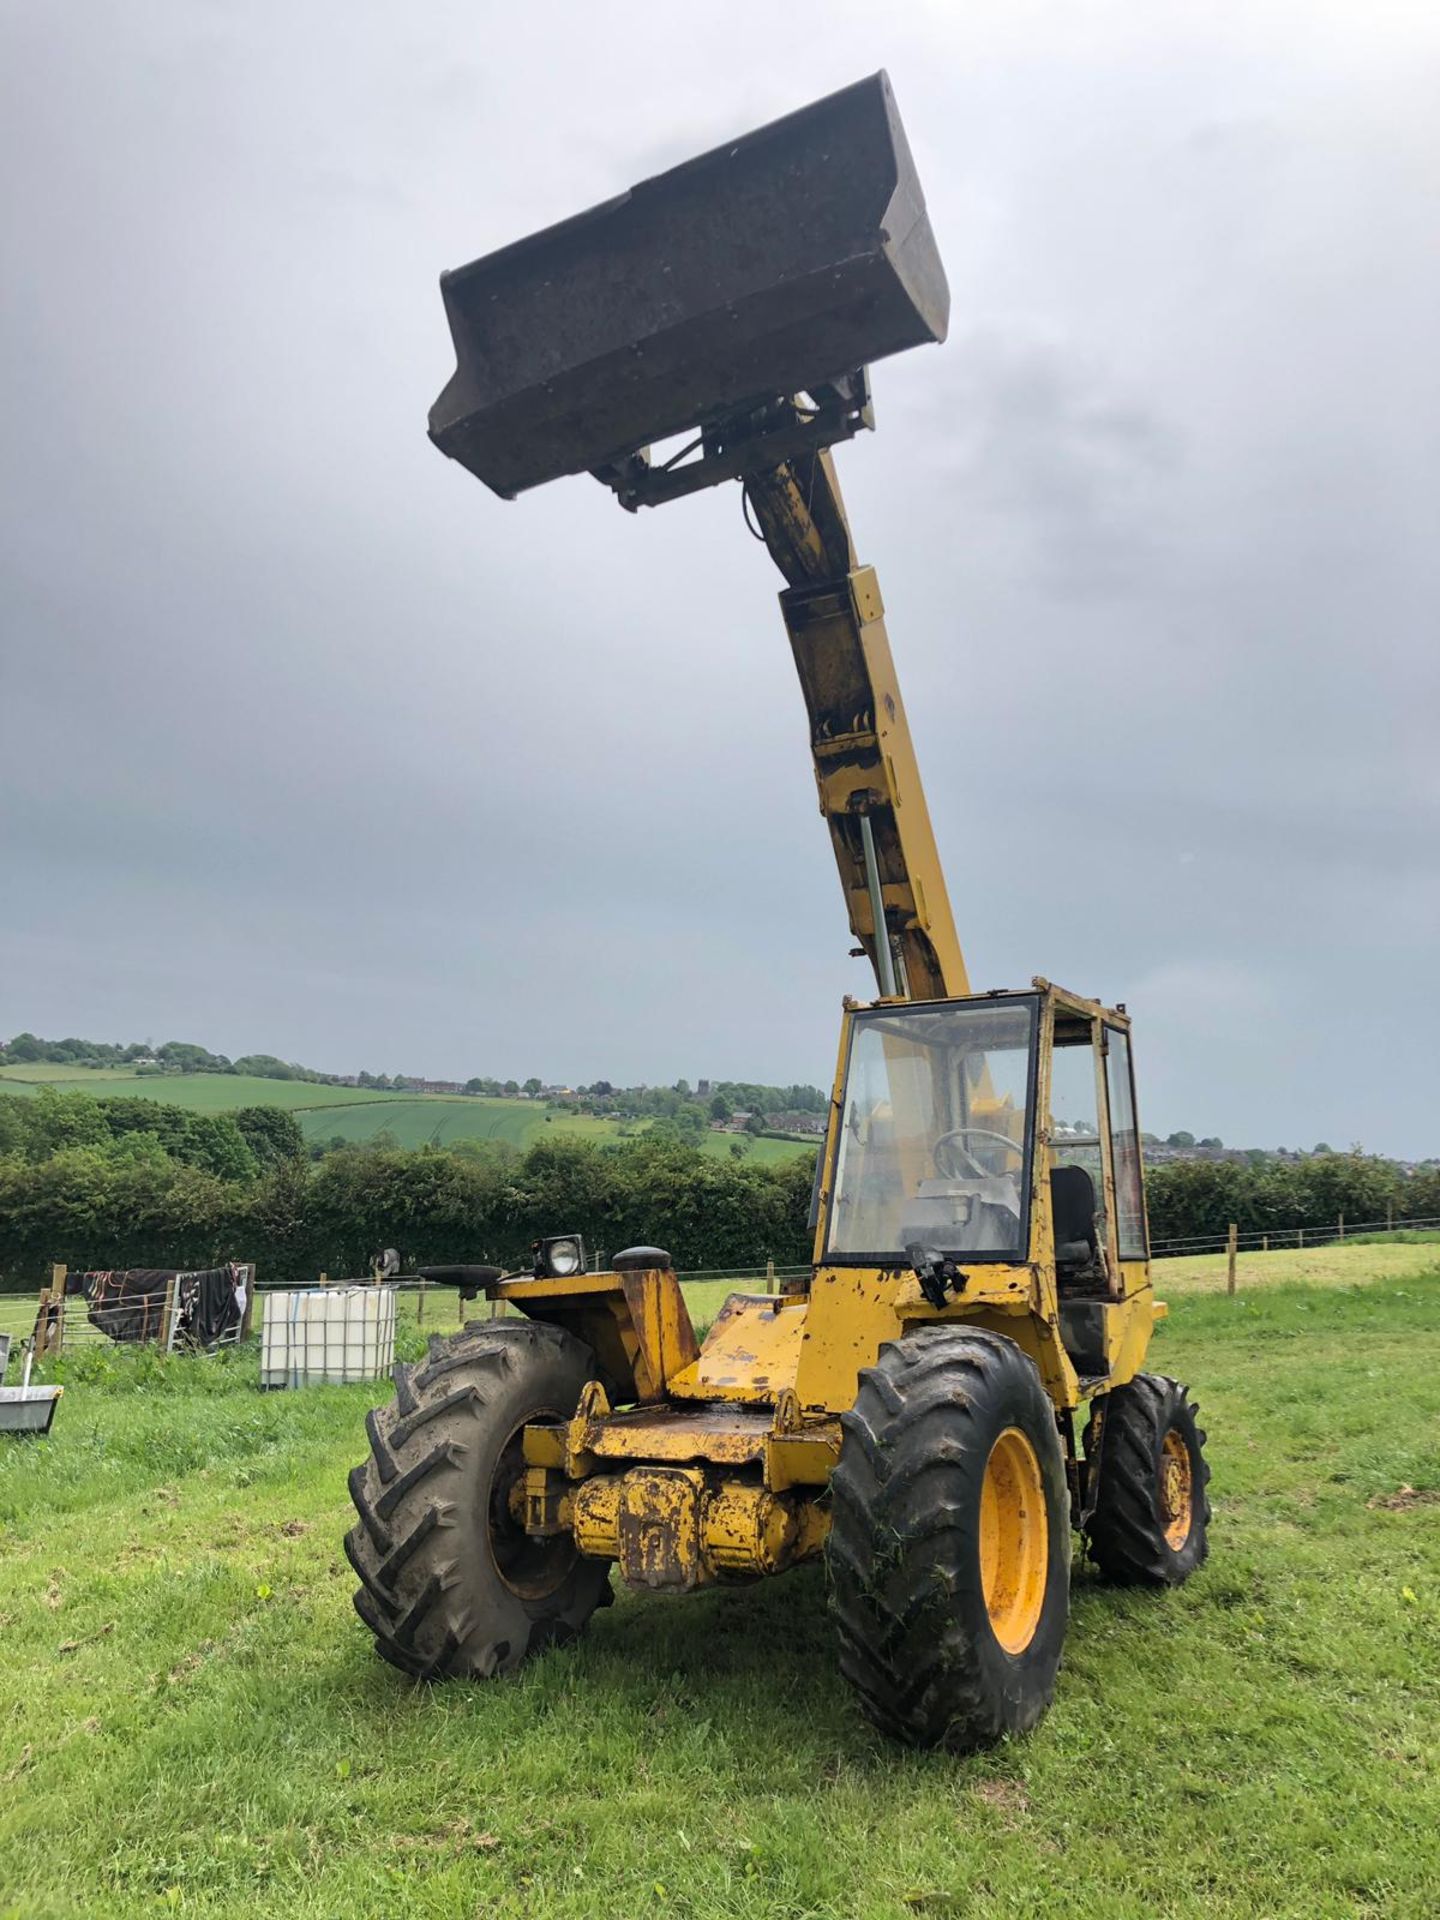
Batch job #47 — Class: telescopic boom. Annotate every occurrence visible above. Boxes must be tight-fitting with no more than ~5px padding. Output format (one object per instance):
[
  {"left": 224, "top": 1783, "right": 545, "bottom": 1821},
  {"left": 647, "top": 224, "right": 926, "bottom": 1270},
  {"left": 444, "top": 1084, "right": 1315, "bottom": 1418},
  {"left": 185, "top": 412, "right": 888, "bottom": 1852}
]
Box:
[{"left": 429, "top": 72, "right": 968, "bottom": 999}]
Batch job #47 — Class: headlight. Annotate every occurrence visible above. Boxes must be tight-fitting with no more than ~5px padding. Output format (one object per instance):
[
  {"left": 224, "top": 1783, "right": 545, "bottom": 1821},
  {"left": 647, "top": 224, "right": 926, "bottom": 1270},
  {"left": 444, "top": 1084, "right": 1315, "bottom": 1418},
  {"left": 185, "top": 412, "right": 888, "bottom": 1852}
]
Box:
[{"left": 535, "top": 1233, "right": 585, "bottom": 1279}]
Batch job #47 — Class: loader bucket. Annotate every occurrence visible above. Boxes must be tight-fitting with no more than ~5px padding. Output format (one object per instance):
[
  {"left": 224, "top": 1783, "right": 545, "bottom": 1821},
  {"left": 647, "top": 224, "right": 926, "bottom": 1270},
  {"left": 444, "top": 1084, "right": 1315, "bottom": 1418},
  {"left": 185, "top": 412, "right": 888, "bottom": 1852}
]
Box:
[{"left": 428, "top": 71, "right": 949, "bottom": 498}]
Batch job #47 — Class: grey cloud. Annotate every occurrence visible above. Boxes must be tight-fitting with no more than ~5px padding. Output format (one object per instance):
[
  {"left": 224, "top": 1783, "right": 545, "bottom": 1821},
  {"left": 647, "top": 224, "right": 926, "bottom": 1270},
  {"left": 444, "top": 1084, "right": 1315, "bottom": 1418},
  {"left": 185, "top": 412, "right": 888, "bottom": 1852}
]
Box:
[{"left": 2, "top": 1, "right": 1437, "bottom": 1156}]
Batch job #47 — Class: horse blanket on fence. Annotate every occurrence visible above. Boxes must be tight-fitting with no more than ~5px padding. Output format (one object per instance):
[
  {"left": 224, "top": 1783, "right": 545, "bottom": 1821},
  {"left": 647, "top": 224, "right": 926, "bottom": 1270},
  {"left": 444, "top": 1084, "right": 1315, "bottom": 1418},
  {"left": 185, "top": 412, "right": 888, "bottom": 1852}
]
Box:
[{"left": 65, "top": 1265, "right": 244, "bottom": 1348}]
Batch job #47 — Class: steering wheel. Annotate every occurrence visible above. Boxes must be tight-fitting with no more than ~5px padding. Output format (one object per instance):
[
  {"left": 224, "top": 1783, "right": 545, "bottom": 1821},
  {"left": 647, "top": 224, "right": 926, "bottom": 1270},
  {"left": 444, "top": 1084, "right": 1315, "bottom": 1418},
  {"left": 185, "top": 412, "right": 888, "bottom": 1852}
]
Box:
[{"left": 934, "top": 1126, "right": 1023, "bottom": 1180}]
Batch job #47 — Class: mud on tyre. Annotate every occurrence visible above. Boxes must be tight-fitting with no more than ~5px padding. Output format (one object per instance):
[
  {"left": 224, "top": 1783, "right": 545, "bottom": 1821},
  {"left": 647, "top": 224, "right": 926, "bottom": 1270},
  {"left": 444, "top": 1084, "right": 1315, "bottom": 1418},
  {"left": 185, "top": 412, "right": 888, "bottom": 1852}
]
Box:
[
  {"left": 1084, "top": 1372, "right": 1210, "bottom": 1586},
  {"left": 346, "top": 1319, "right": 611, "bottom": 1680},
  {"left": 826, "top": 1327, "right": 1071, "bottom": 1751}
]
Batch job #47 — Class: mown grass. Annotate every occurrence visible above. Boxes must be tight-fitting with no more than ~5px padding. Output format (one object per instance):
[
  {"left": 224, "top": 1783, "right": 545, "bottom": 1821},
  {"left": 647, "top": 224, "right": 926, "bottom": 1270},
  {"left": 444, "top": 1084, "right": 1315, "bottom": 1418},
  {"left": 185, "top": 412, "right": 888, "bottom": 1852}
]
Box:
[
  {"left": 697, "top": 1132, "right": 817, "bottom": 1166},
  {"left": 0, "top": 1257, "right": 1437, "bottom": 1918},
  {"left": 1155, "top": 1236, "right": 1440, "bottom": 1292},
  {"left": 0, "top": 1069, "right": 395, "bottom": 1113},
  {"left": 296, "top": 1097, "right": 629, "bottom": 1151}
]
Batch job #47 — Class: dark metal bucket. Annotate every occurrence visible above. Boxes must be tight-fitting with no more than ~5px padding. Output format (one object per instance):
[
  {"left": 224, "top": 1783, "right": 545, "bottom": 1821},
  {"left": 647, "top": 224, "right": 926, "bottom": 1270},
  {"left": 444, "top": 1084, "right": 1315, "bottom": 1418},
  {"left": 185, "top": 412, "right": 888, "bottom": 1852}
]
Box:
[{"left": 428, "top": 72, "right": 949, "bottom": 498}]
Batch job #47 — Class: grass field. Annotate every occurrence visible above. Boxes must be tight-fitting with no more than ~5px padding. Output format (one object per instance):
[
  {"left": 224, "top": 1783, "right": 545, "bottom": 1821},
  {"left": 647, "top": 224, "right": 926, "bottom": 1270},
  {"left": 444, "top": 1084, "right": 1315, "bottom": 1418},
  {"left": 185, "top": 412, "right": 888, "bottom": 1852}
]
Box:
[
  {"left": 1, "top": 1246, "right": 1437, "bottom": 1917},
  {"left": 0, "top": 1067, "right": 395, "bottom": 1114},
  {"left": 294, "top": 1097, "right": 631, "bottom": 1151},
  {"left": 698, "top": 1131, "right": 818, "bottom": 1166},
  {"left": 0, "top": 1066, "right": 817, "bottom": 1163}
]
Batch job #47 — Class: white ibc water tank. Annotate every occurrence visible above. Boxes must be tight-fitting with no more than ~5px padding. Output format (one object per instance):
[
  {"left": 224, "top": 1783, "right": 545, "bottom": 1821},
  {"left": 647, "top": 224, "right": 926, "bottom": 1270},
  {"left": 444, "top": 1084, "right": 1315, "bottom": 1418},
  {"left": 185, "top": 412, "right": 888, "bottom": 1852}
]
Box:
[{"left": 260, "top": 1286, "right": 397, "bottom": 1388}]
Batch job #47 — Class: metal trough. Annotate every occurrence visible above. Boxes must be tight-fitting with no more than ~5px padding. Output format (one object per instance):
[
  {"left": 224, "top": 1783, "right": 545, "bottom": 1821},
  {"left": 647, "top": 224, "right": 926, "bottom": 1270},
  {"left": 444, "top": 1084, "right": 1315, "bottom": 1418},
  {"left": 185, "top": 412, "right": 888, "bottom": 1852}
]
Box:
[
  {"left": 428, "top": 71, "right": 949, "bottom": 498},
  {"left": 0, "top": 1385, "right": 63, "bottom": 1437}
]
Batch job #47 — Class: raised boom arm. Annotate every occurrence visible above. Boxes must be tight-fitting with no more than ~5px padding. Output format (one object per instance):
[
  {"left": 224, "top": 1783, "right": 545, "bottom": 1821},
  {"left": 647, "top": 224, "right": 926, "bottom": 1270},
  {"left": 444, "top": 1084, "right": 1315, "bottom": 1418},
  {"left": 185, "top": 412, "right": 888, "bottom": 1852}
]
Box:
[
  {"left": 426, "top": 72, "right": 966, "bottom": 1000},
  {"left": 745, "top": 451, "right": 968, "bottom": 1000}
]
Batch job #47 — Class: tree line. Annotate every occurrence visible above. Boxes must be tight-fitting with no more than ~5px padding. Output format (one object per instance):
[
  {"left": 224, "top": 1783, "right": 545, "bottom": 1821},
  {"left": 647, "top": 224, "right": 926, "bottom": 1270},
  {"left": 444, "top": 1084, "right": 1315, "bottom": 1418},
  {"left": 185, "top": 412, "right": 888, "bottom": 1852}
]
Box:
[
  {"left": 0, "top": 1087, "right": 1434, "bottom": 1291},
  {"left": 1143, "top": 1151, "right": 1439, "bottom": 1244},
  {"left": 0, "top": 1118, "right": 815, "bottom": 1289},
  {"left": 0, "top": 1032, "right": 830, "bottom": 1116}
]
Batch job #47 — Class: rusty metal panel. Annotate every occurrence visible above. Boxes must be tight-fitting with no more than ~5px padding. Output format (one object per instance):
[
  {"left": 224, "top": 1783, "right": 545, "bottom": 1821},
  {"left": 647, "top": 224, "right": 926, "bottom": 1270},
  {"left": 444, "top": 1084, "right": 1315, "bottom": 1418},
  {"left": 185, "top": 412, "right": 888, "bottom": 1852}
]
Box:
[
  {"left": 619, "top": 1267, "right": 700, "bottom": 1400},
  {"left": 667, "top": 1293, "right": 808, "bottom": 1403},
  {"left": 584, "top": 1402, "right": 772, "bottom": 1467},
  {"left": 572, "top": 1474, "right": 622, "bottom": 1560},
  {"left": 619, "top": 1467, "right": 706, "bottom": 1590},
  {"left": 764, "top": 1422, "right": 843, "bottom": 1493}
]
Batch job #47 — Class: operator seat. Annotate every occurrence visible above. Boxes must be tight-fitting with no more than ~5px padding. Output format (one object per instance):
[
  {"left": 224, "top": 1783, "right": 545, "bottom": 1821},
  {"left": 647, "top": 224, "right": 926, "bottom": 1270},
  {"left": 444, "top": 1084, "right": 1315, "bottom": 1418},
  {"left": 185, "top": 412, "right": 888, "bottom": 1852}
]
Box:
[{"left": 1050, "top": 1165, "right": 1100, "bottom": 1274}]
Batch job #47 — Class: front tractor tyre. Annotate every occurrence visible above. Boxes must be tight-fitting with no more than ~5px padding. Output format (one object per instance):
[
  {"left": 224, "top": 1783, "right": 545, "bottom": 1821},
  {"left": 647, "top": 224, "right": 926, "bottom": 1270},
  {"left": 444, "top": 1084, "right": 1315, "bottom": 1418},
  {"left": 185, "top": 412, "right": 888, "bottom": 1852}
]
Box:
[
  {"left": 346, "top": 1319, "right": 611, "bottom": 1680},
  {"left": 1084, "top": 1372, "right": 1211, "bottom": 1585},
  {"left": 826, "top": 1328, "right": 1071, "bottom": 1751}
]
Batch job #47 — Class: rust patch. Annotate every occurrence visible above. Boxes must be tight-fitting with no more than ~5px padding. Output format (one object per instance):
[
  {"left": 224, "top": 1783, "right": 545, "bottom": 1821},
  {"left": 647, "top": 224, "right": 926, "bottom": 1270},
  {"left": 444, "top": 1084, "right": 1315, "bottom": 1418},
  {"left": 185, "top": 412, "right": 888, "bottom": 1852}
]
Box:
[{"left": 587, "top": 1401, "right": 773, "bottom": 1466}]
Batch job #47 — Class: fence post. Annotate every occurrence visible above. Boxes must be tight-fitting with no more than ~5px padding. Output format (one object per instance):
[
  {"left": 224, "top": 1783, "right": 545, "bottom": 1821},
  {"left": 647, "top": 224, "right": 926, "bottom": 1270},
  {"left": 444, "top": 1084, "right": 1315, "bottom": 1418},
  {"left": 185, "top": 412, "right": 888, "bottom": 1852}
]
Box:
[
  {"left": 1298, "top": 1226, "right": 1304, "bottom": 1249},
  {"left": 32, "top": 1272, "right": 66, "bottom": 1363},
  {"left": 1387, "top": 1199, "right": 1394, "bottom": 1234},
  {"left": 1262, "top": 1233, "right": 1269, "bottom": 1254},
  {"left": 162, "top": 1270, "right": 181, "bottom": 1351},
  {"left": 766, "top": 1256, "right": 776, "bottom": 1296},
  {"left": 1226, "top": 1222, "right": 1238, "bottom": 1297},
  {"left": 1338, "top": 1213, "right": 1345, "bottom": 1241},
  {"left": 49, "top": 1264, "right": 67, "bottom": 1357},
  {"left": 239, "top": 1263, "right": 256, "bottom": 1341}
]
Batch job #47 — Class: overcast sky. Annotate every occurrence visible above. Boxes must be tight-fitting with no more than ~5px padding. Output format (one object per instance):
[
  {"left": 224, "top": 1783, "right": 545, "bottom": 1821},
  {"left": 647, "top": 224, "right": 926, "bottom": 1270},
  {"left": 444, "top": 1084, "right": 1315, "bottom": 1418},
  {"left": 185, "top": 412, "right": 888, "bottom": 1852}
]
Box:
[{"left": 2, "top": 1, "right": 1436, "bottom": 1155}]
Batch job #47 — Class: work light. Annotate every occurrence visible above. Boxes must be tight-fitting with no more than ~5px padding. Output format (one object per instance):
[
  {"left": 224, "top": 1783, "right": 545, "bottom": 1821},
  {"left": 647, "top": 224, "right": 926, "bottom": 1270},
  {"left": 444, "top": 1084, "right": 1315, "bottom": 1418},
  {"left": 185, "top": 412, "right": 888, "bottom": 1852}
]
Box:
[{"left": 534, "top": 1234, "right": 585, "bottom": 1279}]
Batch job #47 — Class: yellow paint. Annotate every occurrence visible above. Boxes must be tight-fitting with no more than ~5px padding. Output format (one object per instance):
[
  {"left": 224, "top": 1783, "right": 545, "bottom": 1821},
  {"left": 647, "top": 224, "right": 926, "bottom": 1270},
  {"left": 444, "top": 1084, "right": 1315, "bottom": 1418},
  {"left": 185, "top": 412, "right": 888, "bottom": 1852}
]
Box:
[
  {"left": 569, "top": 1466, "right": 828, "bottom": 1588},
  {"left": 704, "top": 1482, "right": 799, "bottom": 1577},
  {"left": 1160, "top": 1428, "right": 1194, "bottom": 1550},
  {"left": 619, "top": 1266, "right": 700, "bottom": 1400},
  {"left": 979, "top": 1426, "right": 1049, "bottom": 1654},
  {"left": 618, "top": 1466, "right": 706, "bottom": 1590},
  {"left": 483, "top": 458, "right": 1169, "bottom": 1605},
  {"left": 668, "top": 1293, "right": 808, "bottom": 1402},
  {"left": 764, "top": 1421, "right": 843, "bottom": 1493},
  {"left": 521, "top": 1464, "right": 572, "bottom": 1536},
  {"left": 521, "top": 1422, "right": 566, "bottom": 1469},
  {"left": 571, "top": 1474, "right": 621, "bottom": 1561}
]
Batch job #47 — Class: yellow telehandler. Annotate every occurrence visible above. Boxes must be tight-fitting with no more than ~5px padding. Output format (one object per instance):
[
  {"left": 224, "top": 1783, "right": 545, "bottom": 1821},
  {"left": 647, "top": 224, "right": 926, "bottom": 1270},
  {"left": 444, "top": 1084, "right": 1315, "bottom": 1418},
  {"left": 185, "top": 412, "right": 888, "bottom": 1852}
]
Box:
[{"left": 347, "top": 72, "right": 1210, "bottom": 1749}]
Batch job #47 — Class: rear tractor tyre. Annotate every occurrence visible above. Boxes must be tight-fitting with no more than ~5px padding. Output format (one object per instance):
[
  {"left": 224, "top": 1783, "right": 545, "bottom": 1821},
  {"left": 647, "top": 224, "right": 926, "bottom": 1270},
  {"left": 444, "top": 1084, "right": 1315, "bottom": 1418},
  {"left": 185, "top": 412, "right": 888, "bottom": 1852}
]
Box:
[
  {"left": 1084, "top": 1372, "right": 1210, "bottom": 1586},
  {"left": 826, "top": 1328, "right": 1071, "bottom": 1751},
  {"left": 346, "top": 1319, "right": 611, "bottom": 1680}
]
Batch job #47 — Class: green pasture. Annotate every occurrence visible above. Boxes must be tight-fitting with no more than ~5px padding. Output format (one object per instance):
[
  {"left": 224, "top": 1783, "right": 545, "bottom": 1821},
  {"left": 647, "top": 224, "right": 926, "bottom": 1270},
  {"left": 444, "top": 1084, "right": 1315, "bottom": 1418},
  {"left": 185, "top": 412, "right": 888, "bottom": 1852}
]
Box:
[
  {"left": 0, "top": 1066, "right": 818, "bottom": 1162},
  {"left": 1, "top": 1243, "right": 1436, "bottom": 1917},
  {"left": 295, "top": 1097, "right": 629, "bottom": 1151},
  {"left": 0, "top": 1068, "right": 393, "bottom": 1114},
  {"left": 697, "top": 1131, "right": 817, "bottom": 1166}
]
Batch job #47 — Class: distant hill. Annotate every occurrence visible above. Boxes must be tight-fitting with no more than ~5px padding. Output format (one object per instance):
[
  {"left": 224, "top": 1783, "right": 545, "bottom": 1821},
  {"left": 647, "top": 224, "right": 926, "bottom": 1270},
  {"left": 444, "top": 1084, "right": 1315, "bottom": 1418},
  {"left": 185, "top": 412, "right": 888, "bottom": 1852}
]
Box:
[{"left": 0, "top": 1064, "right": 815, "bottom": 1164}]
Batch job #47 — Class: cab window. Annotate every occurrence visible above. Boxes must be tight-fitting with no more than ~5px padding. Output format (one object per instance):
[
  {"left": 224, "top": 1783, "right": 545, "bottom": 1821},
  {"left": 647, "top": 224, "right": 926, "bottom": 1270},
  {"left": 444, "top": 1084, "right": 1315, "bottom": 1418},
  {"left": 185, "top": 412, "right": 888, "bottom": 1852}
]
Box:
[
  {"left": 826, "top": 998, "right": 1037, "bottom": 1263},
  {"left": 1105, "top": 1026, "right": 1147, "bottom": 1259}
]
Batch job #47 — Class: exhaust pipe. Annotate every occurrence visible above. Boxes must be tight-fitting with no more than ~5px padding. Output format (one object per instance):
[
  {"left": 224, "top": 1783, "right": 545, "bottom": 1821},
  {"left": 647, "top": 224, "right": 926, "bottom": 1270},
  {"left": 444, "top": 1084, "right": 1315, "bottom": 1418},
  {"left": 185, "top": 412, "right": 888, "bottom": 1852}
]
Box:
[{"left": 428, "top": 72, "right": 949, "bottom": 500}]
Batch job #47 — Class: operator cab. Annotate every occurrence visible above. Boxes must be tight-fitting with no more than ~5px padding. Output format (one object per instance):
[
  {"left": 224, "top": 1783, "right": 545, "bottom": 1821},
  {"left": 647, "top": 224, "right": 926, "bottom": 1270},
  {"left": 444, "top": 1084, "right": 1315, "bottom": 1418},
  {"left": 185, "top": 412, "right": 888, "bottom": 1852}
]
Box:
[
  {"left": 826, "top": 996, "right": 1035, "bottom": 1263},
  {"left": 822, "top": 986, "right": 1150, "bottom": 1361}
]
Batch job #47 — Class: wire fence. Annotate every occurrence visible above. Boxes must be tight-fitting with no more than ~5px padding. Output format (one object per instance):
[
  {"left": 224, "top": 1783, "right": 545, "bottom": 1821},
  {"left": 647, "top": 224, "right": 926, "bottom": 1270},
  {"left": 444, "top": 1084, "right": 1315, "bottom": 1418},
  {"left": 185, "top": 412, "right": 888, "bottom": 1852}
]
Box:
[
  {"left": 0, "top": 1265, "right": 254, "bottom": 1368},
  {"left": 1148, "top": 1214, "right": 1440, "bottom": 1259},
  {"left": 5, "top": 1216, "right": 1438, "bottom": 1377}
]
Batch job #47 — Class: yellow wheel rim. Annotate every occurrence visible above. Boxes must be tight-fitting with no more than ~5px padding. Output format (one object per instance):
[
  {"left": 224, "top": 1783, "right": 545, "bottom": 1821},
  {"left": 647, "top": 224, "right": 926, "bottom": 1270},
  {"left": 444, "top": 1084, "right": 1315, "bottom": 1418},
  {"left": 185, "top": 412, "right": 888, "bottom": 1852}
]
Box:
[
  {"left": 1160, "top": 1428, "right": 1194, "bottom": 1550},
  {"left": 979, "top": 1426, "right": 1049, "bottom": 1655}
]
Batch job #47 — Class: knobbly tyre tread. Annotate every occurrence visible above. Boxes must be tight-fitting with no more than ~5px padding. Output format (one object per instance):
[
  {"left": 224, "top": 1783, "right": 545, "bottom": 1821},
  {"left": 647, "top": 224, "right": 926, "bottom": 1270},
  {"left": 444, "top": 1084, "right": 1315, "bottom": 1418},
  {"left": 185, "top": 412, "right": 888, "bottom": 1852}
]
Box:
[
  {"left": 1084, "top": 1372, "right": 1211, "bottom": 1585},
  {"left": 826, "top": 1327, "right": 1071, "bottom": 1752},
  {"left": 346, "top": 1319, "right": 611, "bottom": 1681}
]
